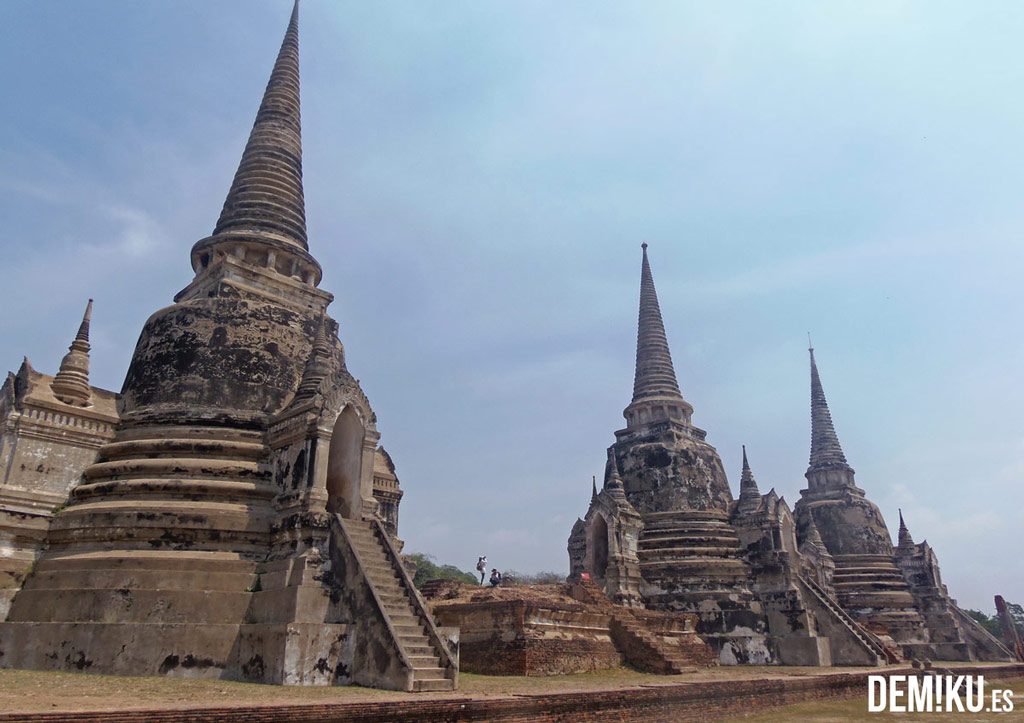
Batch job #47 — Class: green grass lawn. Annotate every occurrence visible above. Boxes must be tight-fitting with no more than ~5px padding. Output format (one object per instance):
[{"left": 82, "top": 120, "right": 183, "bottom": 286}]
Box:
[{"left": 0, "top": 666, "right": 1019, "bottom": 718}]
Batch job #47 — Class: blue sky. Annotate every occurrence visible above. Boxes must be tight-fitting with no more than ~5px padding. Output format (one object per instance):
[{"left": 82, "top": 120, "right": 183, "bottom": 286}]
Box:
[{"left": 1, "top": 1, "right": 1021, "bottom": 612}]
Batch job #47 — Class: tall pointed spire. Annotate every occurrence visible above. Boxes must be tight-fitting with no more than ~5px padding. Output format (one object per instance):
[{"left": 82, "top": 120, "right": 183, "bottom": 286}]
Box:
[
  {"left": 808, "top": 344, "right": 850, "bottom": 471},
  {"left": 898, "top": 509, "right": 914, "bottom": 548},
  {"left": 737, "top": 445, "right": 762, "bottom": 512},
  {"left": 212, "top": 1, "right": 307, "bottom": 250},
  {"left": 591, "top": 475, "right": 598, "bottom": 500},
  {"left": 632, "top": 243, "right": 682, "bottom": 402},
  {"left": 51, "top": 299, "right": 93, "bottom": 407}
]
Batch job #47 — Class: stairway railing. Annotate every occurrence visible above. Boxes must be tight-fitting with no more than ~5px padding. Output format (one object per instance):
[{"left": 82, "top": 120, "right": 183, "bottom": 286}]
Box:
[{"left": 799, "top": 573, "right": 888, "bottom": 662}]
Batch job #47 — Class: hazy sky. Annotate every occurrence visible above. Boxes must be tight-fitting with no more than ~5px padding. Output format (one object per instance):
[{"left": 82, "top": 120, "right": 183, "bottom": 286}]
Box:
[{"left": 1, "top": 1, "right": 1021, "bottom": 612}]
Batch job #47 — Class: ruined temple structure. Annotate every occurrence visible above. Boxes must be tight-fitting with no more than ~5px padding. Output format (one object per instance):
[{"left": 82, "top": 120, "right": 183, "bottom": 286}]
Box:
[
  {"left": 794, "top": 351, "right": 1014, "bottom": 663},
  {"left": 569, "top": 244, "right": 883, "bottom": 666},
  {"left": 0, "top": 302, "right": 119, "bottom": 619},
  {"left": 569, "top": 244, "right": 1014, "bottom": 666},
  {"left": 0, "top": 2, "right": 456, "bottom": 691}
]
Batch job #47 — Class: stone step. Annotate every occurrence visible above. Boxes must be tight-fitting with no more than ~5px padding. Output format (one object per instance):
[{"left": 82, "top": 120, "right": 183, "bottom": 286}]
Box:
[
  {"left": 411, "top": 666, "right": 446, "bottom": 678},
  {"left": 833, "top": 580, "right": 910, "bottom": 590},
  {"left": 638, "top": 545, "right": 742, "bottom": 558},
  {"left": 407, "top": 655, "right": 441, "bottom": 668},
  {"left": 33, "top": 551, "right": 257, "bottom": 574},
  {"left": 412, "top": 678, "right": 454, "bottom": 692},
  {"left": 833, "top": 573, "right": 906, "bottom": 583},
  {"left": 72, "top": 478, "right": 279, "bottom": 502},
  {"left": 393, "top": 623, "right": 426, "bottom": 637},
  {"left": 403, "top": 644, "right": 435, "bottom": 656},
  {"left": 83, "top": 458, "right": 268, "bottom": 482},
  {"left": 98, "top": 438, "right": 267, "bottom": 462},
  {"left": 21, "top": 567, "right": 256, "bottom": 593},
  {"left": 639, "top": 535, "right": 740, "bottom": 548},
  {"left": 366, "top": 572, "right": 403, "bottom": 588},
  {"left": 387, "top": 612, "right": 421, "bottom": 626},
  {"left": 115, "top": 426, "right": 264, "bottom": 444}
]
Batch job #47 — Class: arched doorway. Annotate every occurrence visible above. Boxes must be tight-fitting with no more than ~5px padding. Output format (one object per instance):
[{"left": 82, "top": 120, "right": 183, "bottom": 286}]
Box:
[
  {"left": 326, "top": 406, "right": 365, "bottom": 518},
  {"left": 589, "top": 515, "right": 609, "bottom": 579}
]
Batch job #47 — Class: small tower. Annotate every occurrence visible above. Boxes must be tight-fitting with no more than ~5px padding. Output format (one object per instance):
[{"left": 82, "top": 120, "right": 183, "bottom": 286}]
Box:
[
  {"left": 290, "top": 315, "right": 333, "bottom": 405},
  {"left": 737, "top": 445, "right": 762, "bottom": 514},
  {"left": 50, "top": 300, "right": 94, "bottom": 407},
  {"left": 897, "top": 509, "right": 915, "bottom": 549}
]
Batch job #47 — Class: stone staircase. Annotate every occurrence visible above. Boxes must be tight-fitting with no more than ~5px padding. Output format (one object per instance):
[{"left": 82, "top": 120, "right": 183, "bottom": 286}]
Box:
[
  {"left": 608, "top": 613, "right": 697, "bottom": 674},
  {"left": 339, "top": 517, "right": 455, "bottom": 692},
  {"left": 570, "top": 579, "right": 709, "bottom": 673},
  {"left": 798, "top": 574, "right": 892, "bottom": 664}
]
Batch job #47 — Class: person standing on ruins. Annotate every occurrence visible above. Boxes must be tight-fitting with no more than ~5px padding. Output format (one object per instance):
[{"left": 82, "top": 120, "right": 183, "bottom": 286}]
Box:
[{"left": 476, "top": 555, "right": 487, "bottom": 585}]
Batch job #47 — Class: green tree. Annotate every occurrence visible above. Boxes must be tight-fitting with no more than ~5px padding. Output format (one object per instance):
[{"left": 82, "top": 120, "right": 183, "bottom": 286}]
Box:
[
  {"left": 964, "top": 609, "right": 1002, "bottom": 637},
  {"left": 403, "top": 552, "right": 476, "bottom": 588}
]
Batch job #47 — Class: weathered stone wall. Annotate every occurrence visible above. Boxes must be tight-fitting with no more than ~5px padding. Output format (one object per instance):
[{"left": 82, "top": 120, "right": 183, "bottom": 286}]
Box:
[
  {"left": 614, "top": 431, "right": 732, "bottom": 515},
  {"left": 120, "top": 296, "right": 318, "bottom": 419},
  {"left": 796, "top": 491, "right": 894, "bottom": 557}
]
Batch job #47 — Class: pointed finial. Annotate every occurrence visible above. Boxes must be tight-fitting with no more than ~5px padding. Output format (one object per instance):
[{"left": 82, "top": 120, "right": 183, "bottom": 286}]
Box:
[
  {"left": 898, "top": 508, "right": 914, "bottom": 547},
  {"left": 804, "top": 513, "right": 827, "bottom": 549},
  {"left": 591, "top": 475, "right": 598, "bottom": 500},
  {"left": 807, "top": 332, "right": 813, "bottom": 352},
  {"left": 737, "top": 444, "right": 761, "bottom": 511},
  {"left": 51, "top": 299, "right": 94, "bottom": 406},
  {"left": 291, "top": 314, "right": 333, "bottom": 404},
  {"left": 76, "top": 299, "right": 94, "bottom": 342},
  {"left": 641, "top": 241, "right": 648, "bottom": 251},
  {"left": 604, "top": 447, "right": 624, "bottom": 490}
]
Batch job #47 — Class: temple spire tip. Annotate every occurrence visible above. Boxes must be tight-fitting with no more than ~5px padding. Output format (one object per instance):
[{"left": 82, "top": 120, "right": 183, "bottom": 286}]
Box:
[
  {"left": 209, "top": 0, "right": 307, "bottom": 250},
  {"left": 629, "top": 243, "right": 683, "bottom": 404},
  {"left": 51, "top": 300, "right": 95, "bottom": 407},
  {"left": 738, "top": 445, "right": 761, "bottom": 509},
  {"left": 807, "top": 344, "right": 850, "bottom": 473}
]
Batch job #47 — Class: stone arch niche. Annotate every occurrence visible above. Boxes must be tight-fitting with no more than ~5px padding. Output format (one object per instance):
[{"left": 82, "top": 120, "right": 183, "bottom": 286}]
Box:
[
  {"left": 325, "top": 405, "right": 365, "bottom": 518},
  {"left": 588, "top": 514, "right": 610, "bottom": 579}
]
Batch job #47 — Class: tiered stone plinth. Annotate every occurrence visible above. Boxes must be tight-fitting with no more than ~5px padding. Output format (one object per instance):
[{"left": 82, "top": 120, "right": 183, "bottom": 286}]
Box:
[
  {"left": 638, "top": 510, "right": 752, "bottom": 604},
  {"left": 831, "top": 554, "right": 927, "bottom": 643},
  {"left": 55, "top": 425, "right": 276, "bottom": 555}
]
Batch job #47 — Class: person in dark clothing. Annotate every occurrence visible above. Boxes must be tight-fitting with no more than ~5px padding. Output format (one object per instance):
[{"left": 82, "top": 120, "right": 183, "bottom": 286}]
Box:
[{"left": 489, "top": 568, "right": 502, "bottom": 587}]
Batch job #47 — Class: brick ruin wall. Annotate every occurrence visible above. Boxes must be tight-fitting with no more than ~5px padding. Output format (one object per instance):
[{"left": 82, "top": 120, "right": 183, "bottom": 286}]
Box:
[{"left": 432, "top": 600, "right": 622, "bottom": 676}]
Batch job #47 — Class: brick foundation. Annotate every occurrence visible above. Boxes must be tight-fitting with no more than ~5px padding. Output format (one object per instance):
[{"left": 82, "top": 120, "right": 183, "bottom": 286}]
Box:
[{"left": 434, "top": 599, "right": 623, "bottom": 676}]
